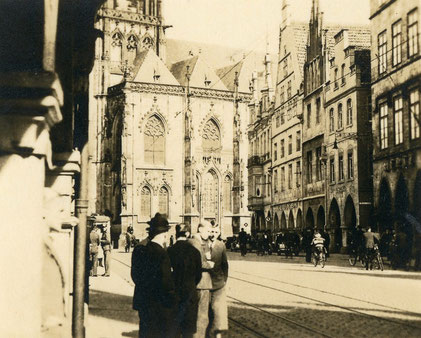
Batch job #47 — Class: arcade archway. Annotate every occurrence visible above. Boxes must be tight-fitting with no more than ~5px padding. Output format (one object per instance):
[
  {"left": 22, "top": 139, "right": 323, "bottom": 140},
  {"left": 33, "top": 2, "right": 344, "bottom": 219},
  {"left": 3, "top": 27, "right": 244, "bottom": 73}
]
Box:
[
  {"left": 281, "top": 212, "right": 287, "bottom": 229},
  {"left": 378, "top": 178, "right": 392, "bottom": 232},
  {"left": 344, "top": 195, "right": 357, "bottom": 228},
  {"left": 288, "top": 210, "right": 295, "bottom": 229},
  {"left": 414, "top": 171, "right": 421, "bottom": 223},
  {"left": 274, "top": 213, "right": 280, "bottom": 232},
  {"left": 395, "top": 174, "right": 409, "bottom": 217},
  {"left": 305, "top": 208, "right": 315, "bottom": 228},
  {"left": 296, "top": 209, "right": 303, "bottom": 229},
  {"left": 317, "top": 206, "right": 325, "bottom": 229},
  {"left": 329, "top": 198, "right": 342, "bottom": 252}
]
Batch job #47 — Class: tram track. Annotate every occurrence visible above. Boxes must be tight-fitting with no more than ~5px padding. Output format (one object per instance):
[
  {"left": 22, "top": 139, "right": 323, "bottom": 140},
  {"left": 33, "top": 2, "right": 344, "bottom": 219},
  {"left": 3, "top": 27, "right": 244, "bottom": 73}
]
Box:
[
  {"left": 233, "top": 269, "right": 421, "bottom": 317},
  {"left": 230, "top": 273, "right": 421, "bottom": 332}
]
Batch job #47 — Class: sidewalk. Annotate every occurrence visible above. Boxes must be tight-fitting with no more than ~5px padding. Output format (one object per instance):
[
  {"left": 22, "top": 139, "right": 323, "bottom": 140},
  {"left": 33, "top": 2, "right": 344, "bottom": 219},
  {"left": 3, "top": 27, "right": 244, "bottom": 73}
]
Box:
[{"left": 86, "top": 256, "right": 138, "bottom": 338}]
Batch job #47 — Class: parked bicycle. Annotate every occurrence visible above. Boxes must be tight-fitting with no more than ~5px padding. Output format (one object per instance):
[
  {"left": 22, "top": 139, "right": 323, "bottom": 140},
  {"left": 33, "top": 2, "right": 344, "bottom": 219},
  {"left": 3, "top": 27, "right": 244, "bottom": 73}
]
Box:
[{"left": 364, "top": 244, "right": 384, "bottom": 271}]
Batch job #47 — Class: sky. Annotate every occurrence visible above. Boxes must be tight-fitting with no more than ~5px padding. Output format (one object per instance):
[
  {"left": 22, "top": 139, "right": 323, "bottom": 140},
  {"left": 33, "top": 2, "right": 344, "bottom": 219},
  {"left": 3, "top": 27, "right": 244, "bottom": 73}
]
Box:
[{"left": 162, "top": 0, "right": 371, "bottom": 53}]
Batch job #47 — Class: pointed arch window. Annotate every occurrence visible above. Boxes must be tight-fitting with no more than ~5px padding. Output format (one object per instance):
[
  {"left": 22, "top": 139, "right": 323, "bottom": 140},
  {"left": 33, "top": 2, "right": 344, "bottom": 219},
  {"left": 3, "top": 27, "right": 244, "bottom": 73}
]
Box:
[
  {"left": 127, "top": 35, "right": 138, "bottom": 63},
  {"left": 144, "top": 115, "right": 165, "bottom": 164},
  {"left": 140, "top": 186, "right": 151, "bottom": 218},
  {"left": 203, "top": 171, "right": 218, "bottom": 218},
  {"left": 223, "top": 176, "right": 232, "bottom": 213},
  {"left": 158, "top": 187, "right": 169, "bottom": 216},
  {"left": 111, "top": 33, "right": 123, "bottom": 63},
  {"left": 202, "top": 119, "right": 221, "bottom": 153}
]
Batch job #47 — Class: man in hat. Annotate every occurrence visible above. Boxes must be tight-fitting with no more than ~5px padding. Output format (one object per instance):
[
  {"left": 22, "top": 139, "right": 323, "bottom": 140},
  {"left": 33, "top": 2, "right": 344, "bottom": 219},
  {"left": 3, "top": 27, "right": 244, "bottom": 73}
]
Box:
[
  {"left": 208, "top": 225, "right": 229, "bottom": 338},
  {"left": 168, "top": 224, "right": 202, "bottom": 338},
  {"left": 188, "top": 221, "right": 214, "bottom": 338},
  {"left": 131, "top": 213, "right": 177, "bottom": 338},
  {"left": 89, "top": 225, "right": 100, "bottom": 277}
]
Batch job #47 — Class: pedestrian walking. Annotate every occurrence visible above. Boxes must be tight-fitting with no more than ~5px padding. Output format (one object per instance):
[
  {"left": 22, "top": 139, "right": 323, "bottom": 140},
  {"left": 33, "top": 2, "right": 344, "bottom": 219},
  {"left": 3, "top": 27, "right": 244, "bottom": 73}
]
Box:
[
  {"left": 101, "top": 229, "right": 112, "bottom": 277},
  {"left": 188, "top": 221, "right": 214, "bottom": 338},
  {"left": 89, "top": 225, "right": 100, "bottom": 277},
  {"left": 208, "top": 225, "right": 229, "bottom": 338},
  {"left": 125, "top": 231, "right": 132, "bottom": 253},
  {"left": 131, "top": 213, "right": 178, "bottom": 338},
  {"left": 238, "top": 227, "right": 248, "bottom": 256},
  {"left": 168, "top": 224, "right": 202, "bottom": 338}
]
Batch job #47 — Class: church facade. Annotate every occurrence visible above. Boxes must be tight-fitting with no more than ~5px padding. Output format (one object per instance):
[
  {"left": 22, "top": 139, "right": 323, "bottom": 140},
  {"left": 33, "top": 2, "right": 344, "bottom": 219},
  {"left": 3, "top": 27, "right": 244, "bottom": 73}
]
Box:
[{"left": 90, "top": 0, "right": 251, "bottom": 240}]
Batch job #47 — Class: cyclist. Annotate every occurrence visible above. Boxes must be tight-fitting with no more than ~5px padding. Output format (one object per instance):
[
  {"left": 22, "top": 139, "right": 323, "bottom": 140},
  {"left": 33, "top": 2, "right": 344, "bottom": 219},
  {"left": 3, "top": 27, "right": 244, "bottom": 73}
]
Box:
[
  {"left": 311, "top": 232, "right": 326, "bottom": 261},
  {"left": 363, "top": 227, "right": 380, "bottom": 270}
]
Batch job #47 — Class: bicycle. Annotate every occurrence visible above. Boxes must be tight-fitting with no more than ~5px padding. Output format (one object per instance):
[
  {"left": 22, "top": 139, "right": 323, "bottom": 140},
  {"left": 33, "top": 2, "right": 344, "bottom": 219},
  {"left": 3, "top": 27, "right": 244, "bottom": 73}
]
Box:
[
  {"left": 348, "top": 246, "right": 366, "bottom": 267},
  {"left": 312, "top": 246, "right": 326, "bottom": 268},
  {"left": 364, "top": 244, "right": 384, "bottom": 271}
]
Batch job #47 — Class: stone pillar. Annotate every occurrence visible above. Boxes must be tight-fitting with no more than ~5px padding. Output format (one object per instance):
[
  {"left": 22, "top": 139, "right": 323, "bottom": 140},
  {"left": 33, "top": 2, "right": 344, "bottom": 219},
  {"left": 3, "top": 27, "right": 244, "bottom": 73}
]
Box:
[{"left": 0, "top": 79, "right": 63, "bottom": 335}]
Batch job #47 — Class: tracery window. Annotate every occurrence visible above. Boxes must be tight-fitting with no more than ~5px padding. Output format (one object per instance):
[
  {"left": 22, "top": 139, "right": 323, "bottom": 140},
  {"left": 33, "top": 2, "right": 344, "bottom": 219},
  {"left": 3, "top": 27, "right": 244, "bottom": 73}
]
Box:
[
  {"left": 223, "top": 176, "right": 232, "bottom": 213},
  {"left": 158, "top": 187, "right": 169, "bottom": 216},
  {"left": 127, "top": 35, "right": 138, "bottom": 63},
  {"left": 111, "top": 33, "right": 123, "bottom": 63},
  {"left": 202, "top": 119, "right": 221, "bottom": 153},
  {"left": 140, "top": 186, "right": 151, "bottom": 218},
  {"left": 203, "top": 171, "right": 218, "bottom": 219},
  {"left": 144, "top": 115, "right": 165, "bottom": 164}
]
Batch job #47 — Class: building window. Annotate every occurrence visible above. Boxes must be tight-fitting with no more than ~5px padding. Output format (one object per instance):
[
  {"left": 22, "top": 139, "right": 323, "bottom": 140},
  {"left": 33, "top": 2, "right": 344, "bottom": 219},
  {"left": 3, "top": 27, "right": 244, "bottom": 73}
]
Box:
[
  {"left": 281, "top": 167, "right": 285, "bottom": 192},
  {"left": 316, "top": 147, "right": 322, "bottom": 181},
  {"left": 288, "top": 163, "right": 293, "bottom": 189},
  {"left": 202, "top": 119, "right": 221, "bottom": 153},
  {"left": 307, "top": 151, "right": 313, "bottom": 184},
  {"left": 158, "top": 186, "right": 169, "bottom": 216},
  {"left": 276, "top": 115, "right": 280, "bottom": 128},
  {"left": 280, "top": 86, "right": 285, "bottom": 104},
  {"left": 334, "top": 68, "right": 338, "bottom": 89},
  {"left": 316, "top": 97, "right": 321, "bottom": 124},
  {"left": 281, "top": 112, "right": 285, "bottom": 124},
  {"left": 281, "top": 139, "right": 285, "bottom": 158},
  {"left": 341, "top": 64, "right": 346, "bottom": 85},
  {"left": 140, "top": 186, "right": 152, "bottom": 218},
  {"left": 288, "top": 135, "right": 292, "bottom": 155},
  {"left": 296, "top": 131, "right": 301, "bottom": 152},
  {"left": 329, "top": 157, "right": 335, "bottom": 183},
  {"left": 338, "top": 103, "right": 343, "bottom": 129},
  {"left": 329, "top": 108, "right": 335, "bottom": 132},
  {"left": 287, "top": 80, "right": 292, "bottom": 99},
  {"left": 410, "top": 88, "right": 420, "bottom": 139},
  {"left": 394, "top": 96, "right": 403, "bottom": 145},
  {"left": 144, "top": 115, "right": 165, "bottom": 164},
  {"left": 296, "top": 160, "right": 301, "bottom": 187},
  {"left": 283, "top": 58, "right": 288, "bottom": 78},
  {"left": 307, "top": 104, "right": 311, "bottom": 128},
  {"left": 392, "top": 20, "right": 402, "bottom": 66},
  {"left": 127, "top": 35, "right": 138, "bottom": 63},
  {"left": 203, "top": 171, "right": 218, "bottom": 218},
  {"left": 274, "top": 170, "right": 278, "bottom": 193},
  {"left": 274, "top": 143, "right": 277, "bottom": 161},
  {"left": 111, "top": 32, "right": 123, "bottom": 63},
  {"left": 223, "top": 176, "right": 232, "bottom": 213},
  {"left": 380, "top": 102, "right": 388, "bottom": 149},
  {"left": 378, "top": 30, "right": 387, "bottom": 74},
  {"left": 347, "top": 99, "right": 353, "bottom": 126},
  {"left": 339, "top": 154, "right": 344, "bottom": 181},
  {"left": 408, "top": 9, "right": 419, "bottom": 57},
  {"left": 347, "top": 151, "right": 354, "bottom": 179}
]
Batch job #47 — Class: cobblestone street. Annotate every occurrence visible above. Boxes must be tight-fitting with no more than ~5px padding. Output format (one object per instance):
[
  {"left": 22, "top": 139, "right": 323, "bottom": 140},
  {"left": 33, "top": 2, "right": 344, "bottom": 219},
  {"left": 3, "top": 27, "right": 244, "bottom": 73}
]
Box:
[{"left": 87, "top": 250, "right": 421, "bottom": 337}]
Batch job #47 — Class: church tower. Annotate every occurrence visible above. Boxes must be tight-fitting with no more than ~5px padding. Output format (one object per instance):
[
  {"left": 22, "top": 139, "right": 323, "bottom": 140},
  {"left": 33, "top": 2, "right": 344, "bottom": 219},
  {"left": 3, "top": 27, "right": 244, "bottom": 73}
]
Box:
[{"left": 89, "top": 0, "right": 167, "bottom": 217}]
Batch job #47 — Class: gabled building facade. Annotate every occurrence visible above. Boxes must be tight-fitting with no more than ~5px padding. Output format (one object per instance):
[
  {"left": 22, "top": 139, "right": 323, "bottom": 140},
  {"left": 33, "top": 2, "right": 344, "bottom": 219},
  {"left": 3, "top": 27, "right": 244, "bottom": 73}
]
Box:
[
  {"left": 370, "top": 0, "right": 421, "bottom": 238},
  {"left": 324, "top": 28, "right": 372, "bottom": 251},
  {"left": 271, "top": 0, "right": 307, "bottom": 232}
]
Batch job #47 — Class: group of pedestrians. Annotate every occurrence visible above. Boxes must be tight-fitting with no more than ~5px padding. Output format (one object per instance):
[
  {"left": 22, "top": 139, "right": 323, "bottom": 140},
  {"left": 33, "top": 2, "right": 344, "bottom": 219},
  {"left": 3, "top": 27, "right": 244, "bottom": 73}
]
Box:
[
  {"left": 131, "top": 213, "right": 229, "bottom": 338},
  {"left": 89, "top": 224, "right": 112, "bottom": 277}
]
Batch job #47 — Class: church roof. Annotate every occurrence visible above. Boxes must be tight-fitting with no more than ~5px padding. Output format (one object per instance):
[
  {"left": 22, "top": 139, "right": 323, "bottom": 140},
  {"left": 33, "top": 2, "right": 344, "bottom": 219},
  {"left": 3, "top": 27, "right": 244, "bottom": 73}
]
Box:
[
  {"left": 129, "top": 49, "right": 180, "bottom": 86},
  {"left": 170, "top": 55, "right": 228, "bottom": 91}
]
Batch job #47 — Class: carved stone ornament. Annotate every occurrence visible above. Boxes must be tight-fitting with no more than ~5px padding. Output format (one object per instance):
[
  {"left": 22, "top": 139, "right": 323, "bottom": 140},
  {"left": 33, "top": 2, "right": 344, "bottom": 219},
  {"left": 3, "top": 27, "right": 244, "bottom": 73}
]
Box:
[
  {"left": 127, "top": 34, "right": 138, "bottom": 50},
  {"left": 139, "top": 103, "right": 170, "bottom": 134},
  {"left": 144, "top": 115, "right": 165, "bottom": 137}
]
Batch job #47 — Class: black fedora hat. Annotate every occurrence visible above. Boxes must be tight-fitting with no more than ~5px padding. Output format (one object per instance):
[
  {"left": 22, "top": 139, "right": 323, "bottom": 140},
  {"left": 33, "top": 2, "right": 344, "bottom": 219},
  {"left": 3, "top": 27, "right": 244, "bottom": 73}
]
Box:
[{"left": 146, "top": 213, "right": 170, "bottom": 235}]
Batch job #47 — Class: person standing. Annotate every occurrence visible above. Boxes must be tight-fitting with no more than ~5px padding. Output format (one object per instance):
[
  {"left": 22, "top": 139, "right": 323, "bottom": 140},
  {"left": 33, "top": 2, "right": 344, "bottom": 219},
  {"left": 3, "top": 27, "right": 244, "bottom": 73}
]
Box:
[
  {"left": 101, "top": 228, "right": 112, "bottom": 277},
  {"left": 208, "top": 225, "right": 229, "bottom": 338},
  {"left": 238, "top": 228, "right": 248, "bottom": 256},
  {"left": 125, "top": 231, "right": 132, "bottom": 253},
  {"left": 131, "top": 213, "right": 177, "bottom": 338},
  {"left": 363, "top": 227, "right": 379, "bottom": 270},
  {"left": 89, "top": 225, "right": 100, "bottom": 277},
  {"left": 168, "top": 224, "right": 202, "bottom": 338},
  {"left": 188, "top": 221, "right": 214, "bottom": 338}
]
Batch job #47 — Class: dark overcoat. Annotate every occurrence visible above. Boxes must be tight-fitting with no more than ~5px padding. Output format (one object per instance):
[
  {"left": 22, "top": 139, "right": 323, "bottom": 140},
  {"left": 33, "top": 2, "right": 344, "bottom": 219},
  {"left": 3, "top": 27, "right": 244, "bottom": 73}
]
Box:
[
  {"left": 167, "top": 240, "right": 202, "bottom": 334},
  {"left": 131, "top": 241, "right": 177, "bottom": 337}
]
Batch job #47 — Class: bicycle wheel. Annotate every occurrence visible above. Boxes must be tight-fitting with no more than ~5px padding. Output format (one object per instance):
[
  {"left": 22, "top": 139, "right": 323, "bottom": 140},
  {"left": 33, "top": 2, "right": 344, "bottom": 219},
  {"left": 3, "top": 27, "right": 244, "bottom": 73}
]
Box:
[
  {"left": 312, "top": 255, "right": 318, "bottom": 267},
  {"left": 377, "top": 254, "right": 384, "bottom": 271},
  {"left": 348, "top": 253, "right": 357, "bottom": 266}
]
